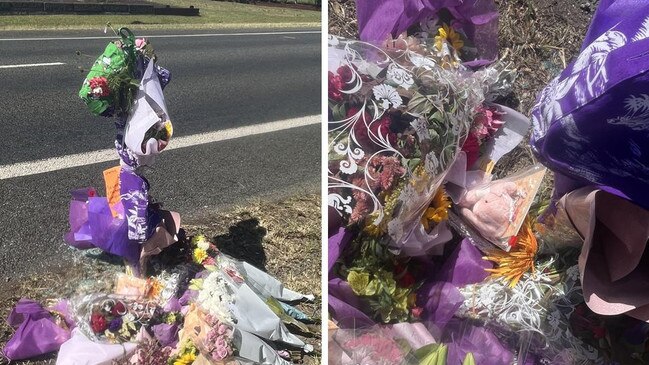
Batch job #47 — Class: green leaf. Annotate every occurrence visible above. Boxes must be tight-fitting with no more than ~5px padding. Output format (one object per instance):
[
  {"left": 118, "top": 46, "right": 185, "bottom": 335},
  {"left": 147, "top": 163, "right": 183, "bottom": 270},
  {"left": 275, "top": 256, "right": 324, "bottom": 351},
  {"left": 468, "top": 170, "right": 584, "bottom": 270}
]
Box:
[
  {"left": 407, "top": 92, "right": 434, "bottom": 116},
  {"left": 462, "top": 353, "right": 476, "bottom": 365},
  {"left": 407, "top": 158, "right": 422, "bottom": 171},
  {"left": 265, "top": 297, "right": 310, "bottom": 334},
  {"left": 415, "top": 343, "right": 448, "bottom": 365}
]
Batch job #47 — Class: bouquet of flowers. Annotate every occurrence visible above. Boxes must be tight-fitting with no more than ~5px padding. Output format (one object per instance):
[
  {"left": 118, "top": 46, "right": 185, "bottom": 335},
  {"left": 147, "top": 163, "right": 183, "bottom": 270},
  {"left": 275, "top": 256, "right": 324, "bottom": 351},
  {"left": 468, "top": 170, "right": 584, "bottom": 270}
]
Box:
[
  {"left": 328, "top": 6, "right": 520, "bottom": 324},
  {"left": 71, "top": 294, "right": 161, "bottom": 343},
  {"left": 328, "top": 14, "right": 514, "bottom": 258}
]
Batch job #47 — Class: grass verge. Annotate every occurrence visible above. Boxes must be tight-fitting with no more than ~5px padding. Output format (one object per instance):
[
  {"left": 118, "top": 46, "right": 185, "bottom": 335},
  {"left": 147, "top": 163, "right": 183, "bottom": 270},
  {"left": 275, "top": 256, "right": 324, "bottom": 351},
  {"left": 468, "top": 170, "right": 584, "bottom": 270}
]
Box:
[
  {"left": 0, "top": 193, "right": 322, "bottom": 365},
  {"left": 0, "top": 0, "right": 321, "bottom": 31}
]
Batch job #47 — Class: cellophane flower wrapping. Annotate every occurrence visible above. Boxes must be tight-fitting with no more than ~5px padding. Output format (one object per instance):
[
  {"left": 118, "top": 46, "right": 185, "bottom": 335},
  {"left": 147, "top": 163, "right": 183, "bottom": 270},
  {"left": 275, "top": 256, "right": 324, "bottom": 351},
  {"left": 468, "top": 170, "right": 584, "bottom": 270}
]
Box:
[
  {"left": 70, "top": 293, "right": 161, "bottom": 343},
  {"left": 328, "top": 30, "right": 513, "bottom": 256}
]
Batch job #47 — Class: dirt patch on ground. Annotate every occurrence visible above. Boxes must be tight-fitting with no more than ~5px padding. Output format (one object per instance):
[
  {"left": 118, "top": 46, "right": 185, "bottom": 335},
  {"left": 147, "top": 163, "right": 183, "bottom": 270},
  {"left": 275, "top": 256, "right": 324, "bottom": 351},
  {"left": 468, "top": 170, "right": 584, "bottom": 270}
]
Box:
[{"left": 0, "top": 194, "right": 321, "bottom": 365}]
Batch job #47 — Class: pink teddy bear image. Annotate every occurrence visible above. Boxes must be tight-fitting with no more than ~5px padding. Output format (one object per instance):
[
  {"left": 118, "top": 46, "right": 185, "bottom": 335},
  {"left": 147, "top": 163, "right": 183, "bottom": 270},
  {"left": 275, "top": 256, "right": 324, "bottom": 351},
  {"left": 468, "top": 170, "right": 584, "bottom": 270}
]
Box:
[{"left": 459, "top": 181, "right": 523, "bottom": 242}]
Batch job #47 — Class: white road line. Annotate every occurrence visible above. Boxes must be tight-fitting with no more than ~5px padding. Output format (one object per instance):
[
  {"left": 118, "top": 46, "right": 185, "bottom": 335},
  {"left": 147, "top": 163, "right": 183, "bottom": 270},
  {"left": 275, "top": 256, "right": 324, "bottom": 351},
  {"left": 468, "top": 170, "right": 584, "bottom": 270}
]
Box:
[
  {"left": 0, "top": 115, "right": 320, "bottom": 180},
  {"left": 0, "top": 30, "right": 321, "bottom": 42},
  {"left": 0, "top": 62, "right": 65, "bottom": 69}
]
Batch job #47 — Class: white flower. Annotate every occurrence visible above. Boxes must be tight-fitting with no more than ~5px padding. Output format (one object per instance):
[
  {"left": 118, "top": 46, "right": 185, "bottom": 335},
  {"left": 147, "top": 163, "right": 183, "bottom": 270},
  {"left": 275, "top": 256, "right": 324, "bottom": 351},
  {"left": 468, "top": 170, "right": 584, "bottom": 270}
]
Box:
[
  {"left": 372, "top": 84, "right": 402, "bottom": 109},
  {"left": 198, "top": 271, "right": 234, "bottom": 323},
  {"left": 102, "top": 56, "right": 111, "bottom": 66},
  {"left": 197, "top": 240, "right": 210, "bottom": 250},
  {"left": 386, "top": 64, "right": 414, "bottom": 89}
]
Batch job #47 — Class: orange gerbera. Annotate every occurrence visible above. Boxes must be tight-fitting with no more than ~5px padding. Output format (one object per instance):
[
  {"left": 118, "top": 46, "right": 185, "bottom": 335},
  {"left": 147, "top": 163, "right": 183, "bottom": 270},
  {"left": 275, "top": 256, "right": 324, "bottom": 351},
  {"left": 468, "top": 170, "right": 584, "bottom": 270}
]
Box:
[{"left": 483, "top": 217, "right": 538, "bottom": 288}]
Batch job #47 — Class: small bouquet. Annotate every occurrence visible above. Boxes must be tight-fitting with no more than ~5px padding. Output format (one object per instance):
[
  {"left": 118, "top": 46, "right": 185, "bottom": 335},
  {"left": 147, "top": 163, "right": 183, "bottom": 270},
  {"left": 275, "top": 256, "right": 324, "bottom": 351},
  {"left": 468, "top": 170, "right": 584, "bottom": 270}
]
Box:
[
  {"left": 456, "top": 164, "right": 546, "bottom": 250},
  {"left": 71, "top": 294, "right": 161, "bottom": 343},
  {"left": 178, "top": 305, "right": 236, "bottom": 364},
  {"left": 79, "top": 27, "right": 170, "bottom": 118},
  {"left": 328, "top": 13, "right": 514, "bottom": 256}
]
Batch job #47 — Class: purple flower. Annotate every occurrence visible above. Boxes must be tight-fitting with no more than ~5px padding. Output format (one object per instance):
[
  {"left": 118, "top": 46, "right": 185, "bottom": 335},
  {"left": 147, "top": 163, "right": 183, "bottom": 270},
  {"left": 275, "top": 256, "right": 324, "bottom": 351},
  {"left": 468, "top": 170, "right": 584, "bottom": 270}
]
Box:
[{"left": 108, "top": 317, "right": 123, "bottom": 332}]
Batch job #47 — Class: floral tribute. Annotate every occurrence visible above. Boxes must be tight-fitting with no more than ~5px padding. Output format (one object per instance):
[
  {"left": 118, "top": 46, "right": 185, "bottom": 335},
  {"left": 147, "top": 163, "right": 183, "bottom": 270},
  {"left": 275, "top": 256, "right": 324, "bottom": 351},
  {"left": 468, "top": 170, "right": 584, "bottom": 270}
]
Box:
[
  {"left": 331, "top": 1, "right": 649, "bottom": 365},
  {"left": 0, "top": 26, "right": 317, "bottom": 365}
]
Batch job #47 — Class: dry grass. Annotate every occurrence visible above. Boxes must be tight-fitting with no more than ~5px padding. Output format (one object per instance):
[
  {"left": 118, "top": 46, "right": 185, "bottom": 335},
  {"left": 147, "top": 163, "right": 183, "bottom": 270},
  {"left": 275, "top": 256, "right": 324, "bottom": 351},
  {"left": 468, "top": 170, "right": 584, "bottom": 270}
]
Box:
[
  {"left": 0, "top": 193, "right": 321, "bottom": 365},
  {"left": 0, "top": 0, "right": 320, "bottom": 30}
]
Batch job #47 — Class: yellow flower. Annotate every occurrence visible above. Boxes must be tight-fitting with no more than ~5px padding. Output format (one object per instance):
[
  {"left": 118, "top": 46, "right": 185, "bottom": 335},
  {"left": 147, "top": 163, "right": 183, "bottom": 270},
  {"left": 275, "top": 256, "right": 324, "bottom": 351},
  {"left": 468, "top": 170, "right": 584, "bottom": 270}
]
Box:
[
  {"left": 483, "top": 217, "right": 538, "bottom": 288},
  {"left": 421, "top": 187, "right": 451, "bottom": 231},
  {"left": 173, "top": 352, "right": 196, "bottom": 365},
  {"left": 192, "top": 248, "right": 208, "bottom": 264},
  {"left": 164, "top": 120, "right": 173, "bottom": 139},
  {"left": 190, "top": 234, "right": 206, "bottom": 246},
  {"left": 434, "top": 24, "right": 464, "bottom": 52}
]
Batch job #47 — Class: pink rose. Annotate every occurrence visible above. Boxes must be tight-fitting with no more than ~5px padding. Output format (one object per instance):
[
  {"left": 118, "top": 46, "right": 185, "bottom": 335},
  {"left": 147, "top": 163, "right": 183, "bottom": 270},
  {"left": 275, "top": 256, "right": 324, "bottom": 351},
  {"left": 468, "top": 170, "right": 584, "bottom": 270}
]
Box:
[
  {"left": 217, "top": 323, "right": 229, "bottom": 335},
  {"left": 135, "top": 38, "right": 147, "bottom": 50}
]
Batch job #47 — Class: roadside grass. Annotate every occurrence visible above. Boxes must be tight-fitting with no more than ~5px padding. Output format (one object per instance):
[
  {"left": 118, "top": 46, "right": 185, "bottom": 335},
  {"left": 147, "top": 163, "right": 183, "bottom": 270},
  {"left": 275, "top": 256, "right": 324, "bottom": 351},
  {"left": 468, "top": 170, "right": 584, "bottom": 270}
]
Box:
[
  {"left": 0, "top": 0, "right": 321, "bottom": 31},
  {"left": 0, "top": 193, "right": 321, "bottom": 365}
]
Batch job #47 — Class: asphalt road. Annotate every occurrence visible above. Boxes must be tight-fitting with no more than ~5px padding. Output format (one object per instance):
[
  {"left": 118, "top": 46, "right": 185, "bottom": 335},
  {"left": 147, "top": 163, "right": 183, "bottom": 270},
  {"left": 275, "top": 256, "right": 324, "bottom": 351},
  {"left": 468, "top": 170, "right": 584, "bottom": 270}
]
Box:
[{"left": 0, "top": 28, "right": 321, "bottom": 278}]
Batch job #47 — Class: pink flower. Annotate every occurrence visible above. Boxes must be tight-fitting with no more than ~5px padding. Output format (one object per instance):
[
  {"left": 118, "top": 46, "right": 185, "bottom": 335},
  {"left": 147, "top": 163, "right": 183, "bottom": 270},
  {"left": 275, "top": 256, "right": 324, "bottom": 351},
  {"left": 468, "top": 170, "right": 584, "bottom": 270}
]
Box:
[
  {"left": 135, "top": 38, "right": 147, "bottom": 50},
  {"left": 88, "top": 76, "right": 110, "bottom": 98},
  {"left": 367, "top": 156, "right": 405, "bottom": 191},
  {"left": 202, "top": 256, "right": 216, "bottom": 266},
  {"left": 217, "top": 323, "right": 229, "bottom": 335},
  {"left": 216, "top": 346, "right": 230, "bottom": 360},
  {"left": 349, "top": 177, "right": 372, "bottom": 224},
  {"left": 472, "top": 105, "right": 504, "bottom": 141},
  {"left": 411, "top": 307, "right": 423, "bottom": 318}
]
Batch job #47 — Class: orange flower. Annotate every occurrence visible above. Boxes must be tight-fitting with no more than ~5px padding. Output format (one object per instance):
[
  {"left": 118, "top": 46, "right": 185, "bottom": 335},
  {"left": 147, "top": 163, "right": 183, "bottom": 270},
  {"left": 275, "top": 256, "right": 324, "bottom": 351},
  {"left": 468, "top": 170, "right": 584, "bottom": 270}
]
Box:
[{"left": 483, "top": 217, "right": 538, "bottom": 288}]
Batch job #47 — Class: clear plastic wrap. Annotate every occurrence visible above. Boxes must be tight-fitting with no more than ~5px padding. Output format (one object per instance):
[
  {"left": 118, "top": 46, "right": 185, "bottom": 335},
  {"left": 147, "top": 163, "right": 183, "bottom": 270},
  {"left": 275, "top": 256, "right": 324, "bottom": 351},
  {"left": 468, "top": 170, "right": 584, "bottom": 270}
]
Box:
[{"left": 457, "top": 164, "right": 546, "bottom": 251}]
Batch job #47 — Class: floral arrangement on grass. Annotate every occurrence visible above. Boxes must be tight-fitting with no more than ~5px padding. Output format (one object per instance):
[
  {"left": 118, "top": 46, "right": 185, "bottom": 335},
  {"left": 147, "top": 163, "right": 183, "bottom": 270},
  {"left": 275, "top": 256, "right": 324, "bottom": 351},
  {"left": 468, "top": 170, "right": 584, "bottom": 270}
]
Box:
[{"left": 73, "top": 295, "right": 160, "bottom": 343}]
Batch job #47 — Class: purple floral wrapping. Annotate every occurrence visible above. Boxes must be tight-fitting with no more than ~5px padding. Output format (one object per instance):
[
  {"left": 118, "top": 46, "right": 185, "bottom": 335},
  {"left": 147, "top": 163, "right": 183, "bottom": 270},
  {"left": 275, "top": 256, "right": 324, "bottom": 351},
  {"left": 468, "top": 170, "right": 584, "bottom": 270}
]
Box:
[
  {"left": 531, "top": 0, "right": 649, "bottom": 210},
  {"left": 2, "top": 299, "right": 71, "bottom": 361},
  {"left": 355, "top": 0, "right": 499, "bottom": 65}
]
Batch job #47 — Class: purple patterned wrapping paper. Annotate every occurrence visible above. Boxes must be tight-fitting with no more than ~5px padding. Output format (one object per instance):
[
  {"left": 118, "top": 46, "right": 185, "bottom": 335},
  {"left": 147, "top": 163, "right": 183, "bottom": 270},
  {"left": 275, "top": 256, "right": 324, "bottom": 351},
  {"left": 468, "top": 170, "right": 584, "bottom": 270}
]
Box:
[
  {"left": 531, "top": 1, "right": 649, "bottom": 210},
  {"left": 119, "top": 167, "right": 150, "bottom": 242}
]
